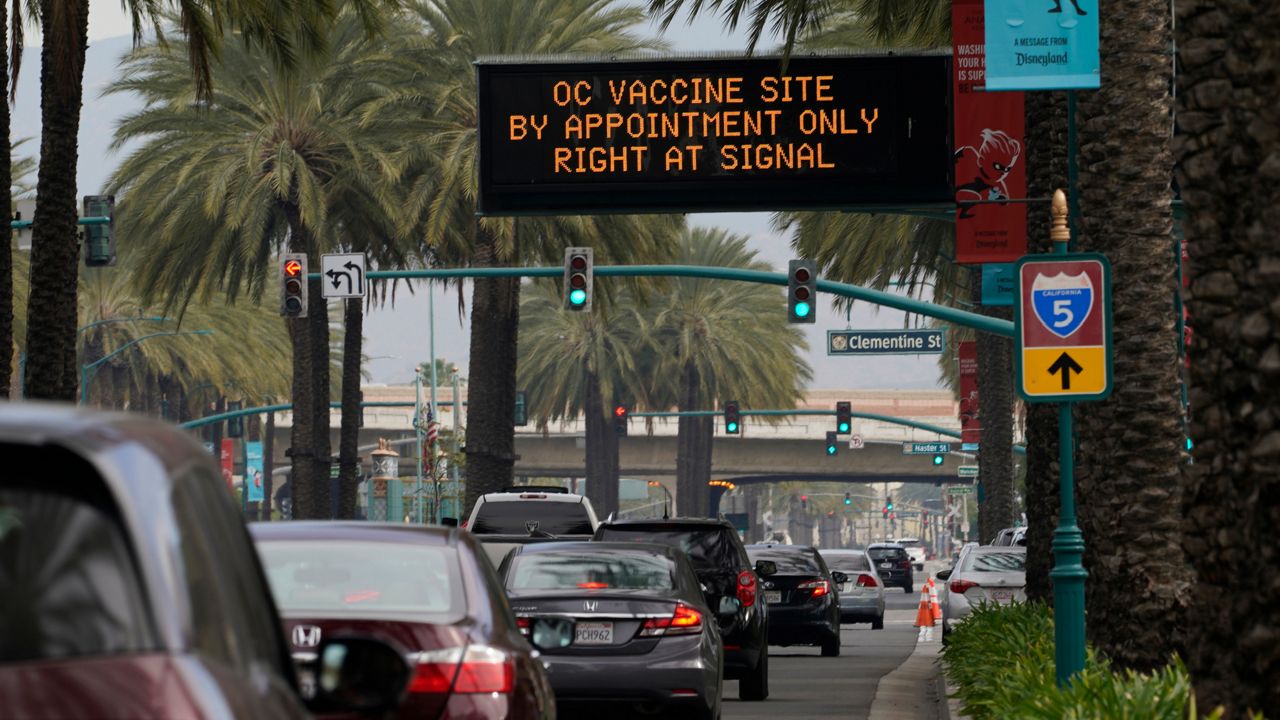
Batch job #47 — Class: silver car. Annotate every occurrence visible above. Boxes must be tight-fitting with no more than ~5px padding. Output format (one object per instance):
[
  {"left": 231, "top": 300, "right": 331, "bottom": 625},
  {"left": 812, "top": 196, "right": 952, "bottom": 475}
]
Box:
[
  {"left": 819, "top": 549, "right": 886, "bottom": 629},
  {"left": 937, "top": 546, "right": 1027, "bottom": 636}
]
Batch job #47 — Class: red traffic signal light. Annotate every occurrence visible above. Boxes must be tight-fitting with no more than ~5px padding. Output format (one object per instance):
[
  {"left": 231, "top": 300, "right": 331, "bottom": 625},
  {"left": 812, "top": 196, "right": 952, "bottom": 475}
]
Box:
[
  {"left": 280, "top": 254, "right": 308, "bottom": 317},
  {"left": 613, "top": 403, "right": 628, "bottom": 436},
  {"left": 284, "top": 259, "right": 302, "bottom": 277}
]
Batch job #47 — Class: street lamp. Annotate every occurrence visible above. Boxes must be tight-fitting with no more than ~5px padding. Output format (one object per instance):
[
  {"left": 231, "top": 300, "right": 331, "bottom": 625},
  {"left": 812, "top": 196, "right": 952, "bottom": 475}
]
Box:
[{"left": 80, "top": 330, "right": 214, "bottom": 406}]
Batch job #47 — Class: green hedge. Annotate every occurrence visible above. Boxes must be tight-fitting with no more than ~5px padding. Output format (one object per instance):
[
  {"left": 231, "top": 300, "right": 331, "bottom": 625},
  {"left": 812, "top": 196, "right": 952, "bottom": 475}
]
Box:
[{"left": 940, "top": 602, "right": 1251, "bottom": 720}]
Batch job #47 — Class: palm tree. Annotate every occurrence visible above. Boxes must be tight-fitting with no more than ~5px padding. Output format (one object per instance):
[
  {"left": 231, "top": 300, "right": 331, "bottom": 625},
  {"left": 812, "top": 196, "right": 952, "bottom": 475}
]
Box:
[
  {"left": 1175, "top": 4, "right": 1276, "bottom": 713},
  {"left": 643, "top": 226, "right": 811, "bottom": 516},
  {"left": 377, "top": 0, "right": 674, "bottom": 513},
  {"left": 1070, "top": 0, "right": 1188, "bottom": 671},
  {"left": 106, "top": 15, "right": 412, "bottom": 519},
  {"left": 517, "top": 281, "right": 656, "bottom": 516},
  {"left": 20, "top": 0, "right": 381, "bottom": 402}
]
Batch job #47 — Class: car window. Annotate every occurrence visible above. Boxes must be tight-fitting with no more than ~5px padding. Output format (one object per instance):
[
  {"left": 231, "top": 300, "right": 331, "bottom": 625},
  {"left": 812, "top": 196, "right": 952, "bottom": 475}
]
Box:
[
  {"left": 868, "top": 547, "right": 908, "bottom": 561},
  {"left": 0, "top": 457, "right": 157, "bottom": 664},
  {"left": 506, "top": 549, "right": 675, "bottom": 591},
  {"left": 471, "top": 501, "right": 593, "bottom": 535},
  {"left": 596, "top": 527, "right": 738, "bottom": 572},
  {"left": 746, "top": 548, "right": 821, "bottom": 574},
  {"left": 822, "top": 553, "right": 871, "bottom": 573},
  {"left": 963, "top": 551, "right": 1026, "bottom": 572},
  {"left": 257, "top": 540, "right": 465, "bottom": 621}
]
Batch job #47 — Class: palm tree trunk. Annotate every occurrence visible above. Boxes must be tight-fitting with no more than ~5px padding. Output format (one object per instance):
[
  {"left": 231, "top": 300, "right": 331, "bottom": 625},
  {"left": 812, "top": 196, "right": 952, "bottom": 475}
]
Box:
[
  {"left": 1074, "top": 0, "right": 1189, "bottom": 671},
  {"left": 262, "top": 409, "right": 276, "bottom": 520},
  {"left": 975, "top": 275, "right": 1015, "bottom": 542},
  {"left": 463, "top": 224, "right": 520, "bottom": 513},
  {"left": 283, "top": 206, "right": 318, "bottom": 519},
  {"left": 1023, "top": 90, "right": 1067, "bottom": 604},
  {"left": 24, "top": 0, "right": 89, "bottom": 401},
  {"left": 1176, "top": 1, "right": 1280, "bottom": 712},
  {"left": 308, "top": 271, "right": 331, "bottom": 518},
  {"left": 583, "top": 368, "right": 620, "bottom": 517},
  {"left": 336, "top": 297, "right": 363, "bottom": 519},
  {"left": 0, "top": 0, "right": 12, "bottom": 399},
  {"left": 676, "top": 360, "right": 711, "bottom": 517}
]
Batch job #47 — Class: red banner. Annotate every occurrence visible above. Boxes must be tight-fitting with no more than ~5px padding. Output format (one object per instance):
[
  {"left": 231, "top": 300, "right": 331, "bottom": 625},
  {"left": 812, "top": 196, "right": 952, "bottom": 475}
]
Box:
[
  {"left": 953, "top": 0, "right": 1026, "bottom": 264},
  {"left": 220, "top": 439, "right": 235, "bottom": 491},
  {"left": 959, "top": 341, "right": 980, "bottom": 445}
]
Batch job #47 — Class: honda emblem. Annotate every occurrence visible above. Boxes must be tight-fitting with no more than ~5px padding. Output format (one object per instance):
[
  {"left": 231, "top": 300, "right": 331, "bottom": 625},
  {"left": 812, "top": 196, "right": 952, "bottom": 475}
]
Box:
[
  {"left": 583, "top": 600, "right": 598, "bottom": 612},
  {"left": 526, "top": 520, "right": 540, "bottom": 534},
  {"left": 292, "top": 625, "right": 322, "bottom": 648}
]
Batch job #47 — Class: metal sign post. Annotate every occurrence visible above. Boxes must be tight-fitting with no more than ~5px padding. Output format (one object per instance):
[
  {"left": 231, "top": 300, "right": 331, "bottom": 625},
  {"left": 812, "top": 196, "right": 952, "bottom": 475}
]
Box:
[{"left": 1016, "top": 189, "right": 1113, "bottom": 686}]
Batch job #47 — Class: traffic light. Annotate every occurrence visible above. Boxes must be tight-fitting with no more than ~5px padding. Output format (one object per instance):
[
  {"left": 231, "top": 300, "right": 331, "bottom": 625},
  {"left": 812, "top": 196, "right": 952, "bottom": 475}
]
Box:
[
  {"left": 844, "top": 492, "right": 852, "bottom": 506},
  {"left": 825, "top": 431, "right": 838, "bottom": 456},
  {"left": 922, "top": 508, "right": 929, "bottom": 521},
  {"left": 882, "top": 505, "right": 889, "bottom": 519},
  {"left": 724, "top": 400, "right": 740, "bottom": 434},
  {"left": 280, "top": 253, "right": 308, "bottom": 317},
  {"left": 613, "top": 403, "right": 628, "bottom": 436},
  {"left": 83, "top": 195, "right": 116, "bottom": 267},
  {"left": 787, "top": 259, "right": 817, "bottom": 324},
  {"left": 886, "top": 496, "right": 894, "bottom": 512},
  {"left": 835, "top": 401, "right": 851, "bottom": 434},
  {"left": 564, "top": 247, "right": 593, "bottom": 311},
  {"left": 226, "top": 400, "right": 244, "bottom": 438},
  {"left": 800, "top": 494, "right": 808, "bottom": 509},
  {"left": 932, "top": 453, "right": 945, "bottom": 466},
  {"left": 514, "top": 390, "right": 528, "bottom": 426}
]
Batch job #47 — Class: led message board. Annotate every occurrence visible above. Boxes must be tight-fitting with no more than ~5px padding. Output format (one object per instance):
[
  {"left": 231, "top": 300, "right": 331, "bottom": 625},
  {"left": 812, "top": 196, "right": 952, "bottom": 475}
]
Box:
[{"left": 477, "top": 54, "right": 952, "bottom": 215}]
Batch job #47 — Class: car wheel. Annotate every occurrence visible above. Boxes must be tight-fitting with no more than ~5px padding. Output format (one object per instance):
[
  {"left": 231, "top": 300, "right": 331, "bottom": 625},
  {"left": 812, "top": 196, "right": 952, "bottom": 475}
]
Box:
[
  {"left": 738, "top": 647, "right": 769, "bottom": 701},
  {"left": 872, "top": 615, "right": 884, "bottom": 630},
  {"left": 903, "top": 584, "right": 912, "bottom": 593},
  {"left": 821, "top": 634, "right": 840, "bottom": 657}
]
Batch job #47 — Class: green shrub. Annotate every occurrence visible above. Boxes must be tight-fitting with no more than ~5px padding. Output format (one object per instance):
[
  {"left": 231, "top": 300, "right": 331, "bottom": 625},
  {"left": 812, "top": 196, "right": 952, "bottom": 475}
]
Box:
[{"left": 940, "top": 602, "right": 1249, "bottom": 720}]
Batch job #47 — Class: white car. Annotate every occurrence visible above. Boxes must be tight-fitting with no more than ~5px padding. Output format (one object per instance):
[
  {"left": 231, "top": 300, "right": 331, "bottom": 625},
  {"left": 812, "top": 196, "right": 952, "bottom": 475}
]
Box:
[
  {"left": 465, "top": 489, "right": 599, "bottom": 536},
  {"left": 893, "top": 537, "right": 928, "bottom": 571},
  {"left": 937, "top": 546, "right": 1027, "bottom": 637}
]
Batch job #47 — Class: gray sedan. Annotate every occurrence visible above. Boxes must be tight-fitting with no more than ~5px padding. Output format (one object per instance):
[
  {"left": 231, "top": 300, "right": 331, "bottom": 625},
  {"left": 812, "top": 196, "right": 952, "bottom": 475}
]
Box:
[
  {"left": 937, "top": 546, "right": 1027, "bottom": 636},
  {"left": 819, "top": 549, "right": 886, "bottom": 629},
  {"left": 500, "top": 542, "right": 723, "bottom": 720}
]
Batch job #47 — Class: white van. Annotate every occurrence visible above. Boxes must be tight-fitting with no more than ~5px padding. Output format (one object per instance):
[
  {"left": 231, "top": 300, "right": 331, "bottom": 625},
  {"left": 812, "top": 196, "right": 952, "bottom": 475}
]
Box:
[{"left": 892, "top": 537, "right": 927, "bottom": 570}]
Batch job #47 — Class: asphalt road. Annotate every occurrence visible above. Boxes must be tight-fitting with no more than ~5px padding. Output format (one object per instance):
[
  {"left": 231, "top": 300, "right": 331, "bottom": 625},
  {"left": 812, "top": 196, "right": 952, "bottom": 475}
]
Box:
[{"left": 722, "top": 587, "right": 924, "bottom": 720}]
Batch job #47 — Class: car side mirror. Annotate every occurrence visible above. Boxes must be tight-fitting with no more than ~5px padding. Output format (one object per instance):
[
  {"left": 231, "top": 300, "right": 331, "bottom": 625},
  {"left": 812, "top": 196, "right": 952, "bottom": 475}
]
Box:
[
  {"left": 529, "top": 618, "right": 574, "bottom": 650},
  {"left": 936, "top": 569, "right": 952, "bottom": 580},
  {"left": 440, "top": 517, "right": 459, "bottom": 527},
  {"left": 754, "top": 560, "right": 777, "bottom": 578},
  {"left": 305, "top": 637, "right": 410, "bottom": 716},
  {"left": 718, "top": 596, "right": 741, "bottom": 618},
  {"left": 830, "top": 571, "right": 849, "bottom": 585}
]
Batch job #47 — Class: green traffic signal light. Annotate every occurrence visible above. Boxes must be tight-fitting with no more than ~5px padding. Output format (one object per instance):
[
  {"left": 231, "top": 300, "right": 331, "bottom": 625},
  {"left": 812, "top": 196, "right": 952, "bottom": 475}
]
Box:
[
  {"left": 1185, "top": 437, "right": 1193, "bottom": 451},
  {"left": 844, "top": 494, "right": 852, "bottom": 505},
  {"left": 932, "top": 453, "right": 944, "bottom": 466},
  {"left": 568, "top": 288, "right": 587, "bottom": 306},
  {"left": 795, "top": 301, "right": 811, "bottom": 318},
  {"left": 727, "top": 421, "right": 738, "bottom": 433},
  {"left": 838, "top": 421, "right": 850, "bottom": 433},
  {"left": 826, "top": 444, "right": 836, "bottom": 456}
]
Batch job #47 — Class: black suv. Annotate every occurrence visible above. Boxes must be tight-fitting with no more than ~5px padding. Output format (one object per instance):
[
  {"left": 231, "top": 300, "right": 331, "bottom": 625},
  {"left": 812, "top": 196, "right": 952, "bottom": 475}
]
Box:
[
  {"left": 594, "top": 518, "right": 774, "bottom": 701},
  {"left": 867, "top": 542, "right": 914, "bottom": 592}
]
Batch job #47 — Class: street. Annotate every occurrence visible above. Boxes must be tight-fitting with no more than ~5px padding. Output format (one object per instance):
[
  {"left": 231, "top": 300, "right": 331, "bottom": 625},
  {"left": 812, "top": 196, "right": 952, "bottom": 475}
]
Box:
[{"left": 724, "top": 585, "right": 926, "bottom": 720}]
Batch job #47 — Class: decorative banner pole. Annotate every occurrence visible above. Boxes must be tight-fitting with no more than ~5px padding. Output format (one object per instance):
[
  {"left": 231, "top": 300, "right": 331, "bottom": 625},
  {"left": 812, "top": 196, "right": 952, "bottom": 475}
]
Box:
[{"left": 1015, "top": 189, "right": 1113, "bottom": 685}]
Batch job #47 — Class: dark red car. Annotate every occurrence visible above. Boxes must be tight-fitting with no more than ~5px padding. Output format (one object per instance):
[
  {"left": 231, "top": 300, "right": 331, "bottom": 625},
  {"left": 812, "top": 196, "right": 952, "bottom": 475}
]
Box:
[
  {"left": 0, "top": 404, "right": 408, "bottom": 720},
  {"left": 251, "top": 522, "right": 555, "bottom": 720}
]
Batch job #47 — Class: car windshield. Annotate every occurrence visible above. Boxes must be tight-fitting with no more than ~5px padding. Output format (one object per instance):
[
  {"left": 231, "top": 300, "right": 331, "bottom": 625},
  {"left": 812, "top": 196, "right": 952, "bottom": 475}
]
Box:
[
  {"left": 821, "top": 553, "right": 871, "bottom": 573},
  {"left": 868, "top": 547, "right": 908, "bottom": 561},
  {"left": 257, "top": 540, "right": 465, "bottom": 620},
  {"left": 506, "top": 549, "right": 675, "bottom": 591},
  {"left": 963, "top": 551, "right": 1026, "bottom": 572},
  {"left": 0, "top": 486, "right": 157, "bottom": 663},
  {"left": 895, "top": 539, "right": 924, "bottom": 548},
  {"left": 747, "top": 548, "right": 821, "bottom": 574},
  {"left": 596, "top": 527, "right": 737, "bottom": 572},
  {"left": 471, "top": 500, "right": 593, "bottom": 535}
]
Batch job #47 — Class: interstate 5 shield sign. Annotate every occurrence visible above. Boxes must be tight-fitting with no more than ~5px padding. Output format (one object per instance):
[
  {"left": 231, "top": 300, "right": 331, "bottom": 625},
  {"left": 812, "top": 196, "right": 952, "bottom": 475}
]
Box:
[{"left": 1014, "top": 253, "right": 1112, "bottom": 402}]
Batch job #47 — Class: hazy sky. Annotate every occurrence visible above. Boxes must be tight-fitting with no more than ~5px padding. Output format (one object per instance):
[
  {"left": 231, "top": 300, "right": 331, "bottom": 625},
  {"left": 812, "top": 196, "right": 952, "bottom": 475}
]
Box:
[{"left": 59, "top": 4, "right": 947, "bottom": 391}]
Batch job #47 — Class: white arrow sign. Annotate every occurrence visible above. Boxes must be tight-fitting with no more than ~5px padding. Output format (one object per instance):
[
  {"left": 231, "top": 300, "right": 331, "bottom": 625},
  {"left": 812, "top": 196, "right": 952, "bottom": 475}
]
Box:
[{"left": 321, "top": 253, "right": 367, "bottom": 299}]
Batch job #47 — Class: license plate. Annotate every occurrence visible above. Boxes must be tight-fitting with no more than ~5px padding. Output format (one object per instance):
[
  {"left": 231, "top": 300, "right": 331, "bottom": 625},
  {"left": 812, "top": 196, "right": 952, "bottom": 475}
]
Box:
[
  {"left": 296, "top": 669, "right": 316, "bottom": 700},
  {"left": 840, "top": 583, "right": 851, "bottom": 593},
  {"left": 991, "top": 590, "right": 1014, "bottom": 603},
  {"left": 880, "top": 562, "right": 894, "bottom": 569},
  {"left": 765, "top": 590, "right": 782, "bottom": 604},
  {"left": 574, "top": 621, "right": 614, "bottom": 645}
]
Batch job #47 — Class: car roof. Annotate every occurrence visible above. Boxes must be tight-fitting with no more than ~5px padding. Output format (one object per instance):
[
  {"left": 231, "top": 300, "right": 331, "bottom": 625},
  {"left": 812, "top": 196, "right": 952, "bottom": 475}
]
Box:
[
  {"left": 970, "top": 545, "right": 1027, "bottom": 554},
  {"left": 598, "top": 517, "right": 733, "bottom": 528},
  {"left": 819, "top": 548, "right": 866, "bottom": 555},
  {"left": 746, "top": 543, "right": 814, "bottom": 554},
  {"left": 868, "top": 542, "right": 905, "bottom": 548},
  {"left": 513, "top": 541, "right": 684, "bottom": 558},
  {"left": 250, "top": 520, "right": 459, "bottom": 546},
  {"left": 480, "top": 492, "right": 586, "bottom": 503}
]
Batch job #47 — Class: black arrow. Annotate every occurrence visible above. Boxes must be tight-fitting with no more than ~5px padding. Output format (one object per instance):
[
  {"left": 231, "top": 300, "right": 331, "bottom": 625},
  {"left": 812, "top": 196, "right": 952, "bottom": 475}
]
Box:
[
  {"left": 344, "top": 261, "right": 365, "bottom": 294},
  {"left": 1047, "top": 351, "right": 1084, "bottom": 390},
  {"left": 325, "top": 269, "right": 352, "bottom": 292}
]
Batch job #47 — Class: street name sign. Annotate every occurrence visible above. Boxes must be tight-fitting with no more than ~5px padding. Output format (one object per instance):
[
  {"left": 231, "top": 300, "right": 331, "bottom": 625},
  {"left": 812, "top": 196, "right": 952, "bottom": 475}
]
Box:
[
  {"left": 476, "top": 55, "right": 951, "bottom": 215},
  {"left": 947, "top": 485, "right": 976, "bottom": 495},
  {"left": 828, "top": 329, "right": 945, "bottom": 355},
  {"left": 1015, "top": 253, "right": 1112, "bottom": 402},
  {"left": 957, "top": 465, "right": 980, "bottom": 478},
  {"left": 903, "top": 442, "right": 951, "bottom": 455},
  {"left": 321, "top": 253, "right": 367, "bottom": 299}
]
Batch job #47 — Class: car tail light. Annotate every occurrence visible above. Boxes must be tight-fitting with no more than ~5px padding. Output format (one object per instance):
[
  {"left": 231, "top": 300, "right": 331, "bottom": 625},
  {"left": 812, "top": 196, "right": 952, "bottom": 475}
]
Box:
[
  {"left": 640, "top": 603, "right": 704, "bottom": 637},
  {"left": 899, "top": 559, "right": 912, "bottom": 569},
  {"left": 798, "top": 579, "right": 831, "bottom": 598},
  {"left": 856, "top": 574, "right": 878, "bottom": 588},
  {"left": 577, "top": 582, "right": 609, "bottom": 589},
  {"left": 737, "top": 570, "right": 757, "bottom": 608},
  {"left": 519, "top": 493, "right": 547, "bottom": 499},
  {"left": 516, "top": 617, "right": 531, "bottom": 637},
  {"left": 409, "top": 645, "right": 514, "bottom": 695},
  {"left": 950, "top": 579, "right": 979, "bottom": 594}
]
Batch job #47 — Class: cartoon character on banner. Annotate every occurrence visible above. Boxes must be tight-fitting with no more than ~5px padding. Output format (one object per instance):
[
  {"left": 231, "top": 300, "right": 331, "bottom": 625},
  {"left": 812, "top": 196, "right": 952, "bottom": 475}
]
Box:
[{"left": 955, "top": 129, "right": 1022, "bottom": 218}]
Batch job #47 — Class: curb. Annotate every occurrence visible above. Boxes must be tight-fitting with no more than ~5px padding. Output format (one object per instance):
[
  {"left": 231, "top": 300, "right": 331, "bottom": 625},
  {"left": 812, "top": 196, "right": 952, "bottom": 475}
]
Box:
[{"left": 868, "top": 635, "right": 943, "bottom": 720}]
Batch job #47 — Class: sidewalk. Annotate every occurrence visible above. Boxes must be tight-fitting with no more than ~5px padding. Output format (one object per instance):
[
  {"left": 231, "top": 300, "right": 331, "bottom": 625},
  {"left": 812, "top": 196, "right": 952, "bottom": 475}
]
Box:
[{"left": 867, "top": 633, "right": 962, "bottom": 720}]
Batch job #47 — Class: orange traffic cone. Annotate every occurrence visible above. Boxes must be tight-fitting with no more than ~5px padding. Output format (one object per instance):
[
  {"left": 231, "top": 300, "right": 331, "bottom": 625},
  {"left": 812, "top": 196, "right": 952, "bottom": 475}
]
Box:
[
  {"left": 914, "top": 585, "right": 935, "bottom": 641},
  {"left": 928, "top": 576, "right": 942, "bottom": 622}
]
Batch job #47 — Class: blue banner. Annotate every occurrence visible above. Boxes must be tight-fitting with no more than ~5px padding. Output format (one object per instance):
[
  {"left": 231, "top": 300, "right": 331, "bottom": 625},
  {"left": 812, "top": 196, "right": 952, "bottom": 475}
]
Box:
[
  {"left": 828, "top": 329, "right": 945, "bottom": 356},
  {"left": 246, "top": 441, "right": 265, "bottom": 503},
  {"left": 984, "top": 0, "right": 1099, "bottom": 90},
  {"left": 981, "top": 263, "right": 1015, "bottom": 306}
]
